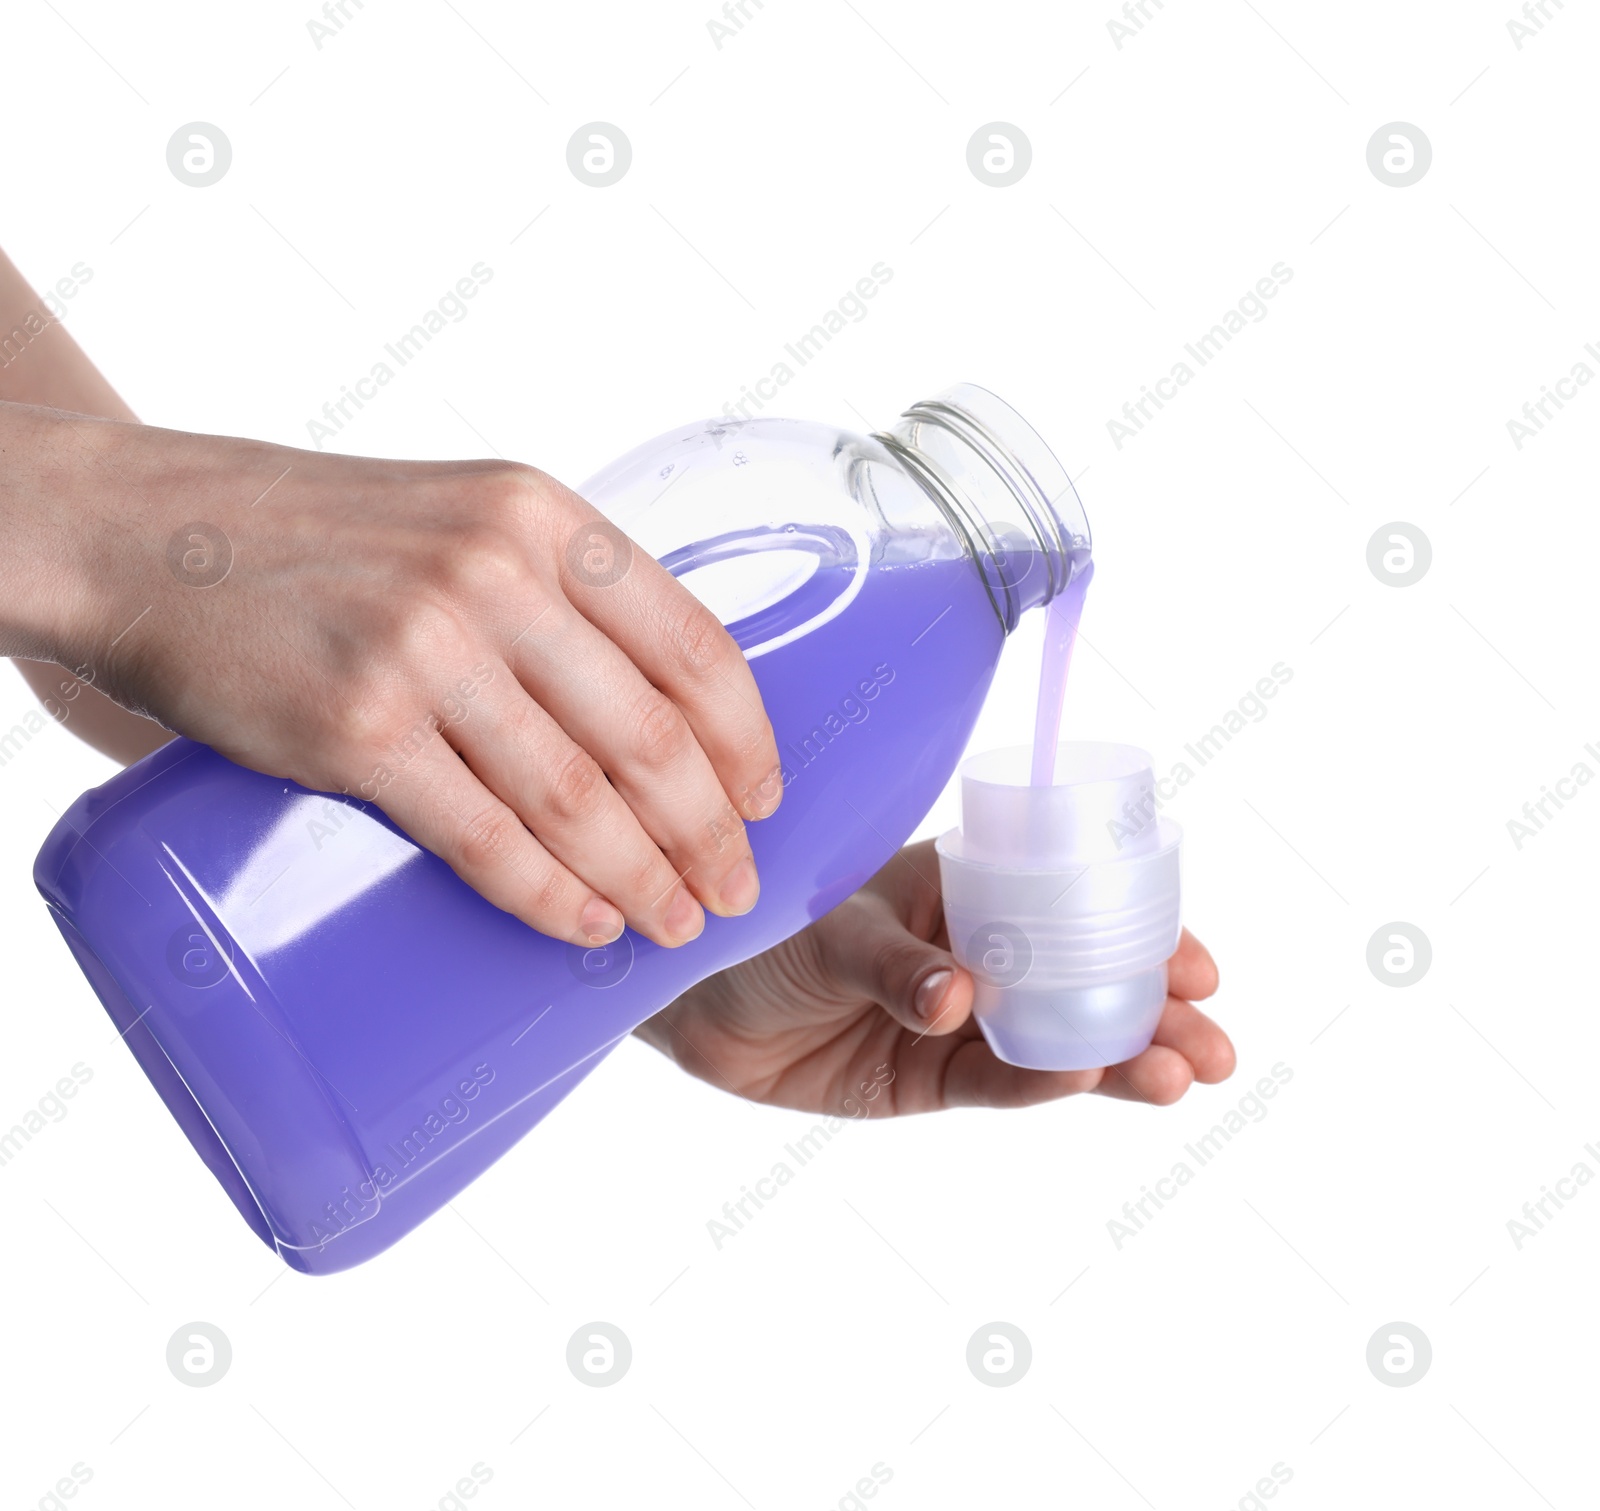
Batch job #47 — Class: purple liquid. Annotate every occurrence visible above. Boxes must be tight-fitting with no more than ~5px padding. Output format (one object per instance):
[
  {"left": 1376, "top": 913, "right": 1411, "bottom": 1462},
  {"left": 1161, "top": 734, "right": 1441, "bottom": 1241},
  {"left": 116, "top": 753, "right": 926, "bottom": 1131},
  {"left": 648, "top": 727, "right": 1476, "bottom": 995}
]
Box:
[
  {"left": 35, "top": 552, "right": 1010, "bottom": 1271},
  {"left": 1030, "top": 559, "right": 1094, "bottom": 785}
]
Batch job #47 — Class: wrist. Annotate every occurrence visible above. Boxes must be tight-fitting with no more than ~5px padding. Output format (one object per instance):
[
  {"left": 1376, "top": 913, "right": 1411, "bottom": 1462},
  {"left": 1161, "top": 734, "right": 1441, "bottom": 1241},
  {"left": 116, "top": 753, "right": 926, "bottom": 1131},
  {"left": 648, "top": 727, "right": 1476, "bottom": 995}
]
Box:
[{"left": 0, "top": 400, "right": 121, "bottom": 665}]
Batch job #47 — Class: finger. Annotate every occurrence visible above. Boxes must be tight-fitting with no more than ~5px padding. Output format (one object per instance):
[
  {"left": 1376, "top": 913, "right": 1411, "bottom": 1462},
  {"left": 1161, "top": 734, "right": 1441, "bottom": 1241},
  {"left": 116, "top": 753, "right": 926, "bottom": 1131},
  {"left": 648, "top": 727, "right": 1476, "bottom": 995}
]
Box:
[
  {"left": 555, "top": 501, "right": 784, "bottom": 821},
  {"left": 372, "top": 731, "right": 625, "bottom": 947},
  {"left": 1168, "top": 927, "right": 1219, "bottom": 1002},
  {"left": 1091, "top": 1043, "right": 1196, "bottom": 1106},
  {"left": 936, "top": 1038, "right": 1104, "bottom": 1110},
  {"left": 507, "top": 599, "right": 761, "bottom": 920},
  {"left": 498, "top": 606, "right": 754, "bottom": 914},
  {"left": 943, "top": 996, "right": 1225, "bottom": 1110},
  {"left": 1149, "top": 996, "right": 1236, "bottom": 1084},
  {"left": 933, "top": 981, "right": 1226, "bottom": 1112},
  {"left": 863, "top": 839, "right": 949, "bottom": 938},
  {"left": 814, "top": 897, "right": 975, "bottom": 1037},
  {"left": 446, "top": 677, "right": 707, "bottom": 948}
]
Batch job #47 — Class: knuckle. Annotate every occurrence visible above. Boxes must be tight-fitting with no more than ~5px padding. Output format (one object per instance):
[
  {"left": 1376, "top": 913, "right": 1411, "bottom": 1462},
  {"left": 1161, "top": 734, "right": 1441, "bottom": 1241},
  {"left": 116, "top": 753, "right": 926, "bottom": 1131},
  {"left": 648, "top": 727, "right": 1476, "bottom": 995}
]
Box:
[
  {"left": 327, "top": 694, "right": 405, "bottom": 764},
  {"left": 484, "top": 462, "right": 543, "bottom": 505},
  {"left": 872, "top": 938, "right": 925, "bottom": 993},
  {"left": 669, "top": 601, "right": 731, "bottom": 678},
  {"left": 523, "top": 860, "right": 573, "bottom": 925},
  {"left": 385, "top": 599, "right": 465, "bottom": 666},
  {"left": 326, "top": 674, "right": 446, "bottom": 773},
  {"left": 544, "top": 746, "right": 607, "bottom": 822},
  {"left": 464, "top": 463, "right": 527, "bottom": 508},
  {"left": 476, "top": 465, "right": 553, "bottom": 536},
  {"left": 443, "top": 525, "right": 528, "bottom": 597},
  {"left": 455, "top": 805, "right": 522, "bottom": 875},
  {"left": 630, "top": 692, "right": 691, "bottom": 769}
]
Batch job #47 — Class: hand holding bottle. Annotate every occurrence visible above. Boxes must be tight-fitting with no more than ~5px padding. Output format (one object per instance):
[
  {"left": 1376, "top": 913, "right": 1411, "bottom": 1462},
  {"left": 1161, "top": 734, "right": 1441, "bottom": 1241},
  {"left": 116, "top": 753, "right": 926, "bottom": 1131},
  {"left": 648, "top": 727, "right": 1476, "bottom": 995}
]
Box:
[{"left": 0, "top": 401, "right": 782, "bottom": 950}]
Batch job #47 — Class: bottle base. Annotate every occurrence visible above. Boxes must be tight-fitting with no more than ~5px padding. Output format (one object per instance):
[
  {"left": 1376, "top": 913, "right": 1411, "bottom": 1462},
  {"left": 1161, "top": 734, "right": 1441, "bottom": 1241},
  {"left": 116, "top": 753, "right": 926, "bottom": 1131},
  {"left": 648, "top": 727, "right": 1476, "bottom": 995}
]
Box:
[{"left": 970, "top": 964, "right": 1168, "bottom": 1072}]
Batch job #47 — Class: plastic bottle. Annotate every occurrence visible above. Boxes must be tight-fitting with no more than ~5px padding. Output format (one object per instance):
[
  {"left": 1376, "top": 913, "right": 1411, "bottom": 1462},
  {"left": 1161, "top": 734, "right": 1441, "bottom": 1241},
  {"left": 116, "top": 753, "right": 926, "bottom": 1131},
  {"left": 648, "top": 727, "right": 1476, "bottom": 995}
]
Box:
[{"left": 34, "top": 383, "right": 1091, "bottom": 1273}]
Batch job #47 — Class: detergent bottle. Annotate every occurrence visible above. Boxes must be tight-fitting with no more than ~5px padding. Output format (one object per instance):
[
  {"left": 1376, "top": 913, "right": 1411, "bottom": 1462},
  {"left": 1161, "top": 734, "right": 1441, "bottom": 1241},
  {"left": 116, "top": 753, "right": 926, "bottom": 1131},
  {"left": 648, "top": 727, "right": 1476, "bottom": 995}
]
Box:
[{"left": 35, "top": 383, "right": 1092, "bottom": 1272}]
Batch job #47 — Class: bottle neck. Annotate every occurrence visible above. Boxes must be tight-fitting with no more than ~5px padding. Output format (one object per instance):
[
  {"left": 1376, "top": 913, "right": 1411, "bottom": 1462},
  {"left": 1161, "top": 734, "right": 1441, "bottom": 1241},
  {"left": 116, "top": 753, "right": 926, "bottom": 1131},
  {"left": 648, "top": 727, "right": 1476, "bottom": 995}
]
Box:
[{"left": 875, "top": 384, "right": 1091, "bottom": 634}]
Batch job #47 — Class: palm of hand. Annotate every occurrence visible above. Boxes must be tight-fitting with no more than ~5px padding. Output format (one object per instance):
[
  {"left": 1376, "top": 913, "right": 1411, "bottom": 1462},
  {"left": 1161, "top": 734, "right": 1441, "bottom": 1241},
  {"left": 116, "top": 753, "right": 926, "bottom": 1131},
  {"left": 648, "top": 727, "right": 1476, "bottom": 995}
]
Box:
[{"left": 635, "top": 841, "right": 1233, "bottom": 1116}]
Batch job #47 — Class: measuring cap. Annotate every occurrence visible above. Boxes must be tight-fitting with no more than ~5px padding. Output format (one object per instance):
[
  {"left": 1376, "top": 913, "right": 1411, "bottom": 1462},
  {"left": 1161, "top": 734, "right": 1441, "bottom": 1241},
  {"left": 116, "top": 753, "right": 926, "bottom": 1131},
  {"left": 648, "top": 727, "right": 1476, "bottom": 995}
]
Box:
[{"left": 935, "top": 742, "right": 1181, "bottom": 1071}]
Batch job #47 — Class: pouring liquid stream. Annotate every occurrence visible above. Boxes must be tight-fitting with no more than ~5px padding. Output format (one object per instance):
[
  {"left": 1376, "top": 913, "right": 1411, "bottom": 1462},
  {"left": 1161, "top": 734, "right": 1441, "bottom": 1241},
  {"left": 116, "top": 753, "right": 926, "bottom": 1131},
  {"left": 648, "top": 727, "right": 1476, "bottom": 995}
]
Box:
[{"left": 1030, "top": 559, "right": 1095, "bottom": 786}]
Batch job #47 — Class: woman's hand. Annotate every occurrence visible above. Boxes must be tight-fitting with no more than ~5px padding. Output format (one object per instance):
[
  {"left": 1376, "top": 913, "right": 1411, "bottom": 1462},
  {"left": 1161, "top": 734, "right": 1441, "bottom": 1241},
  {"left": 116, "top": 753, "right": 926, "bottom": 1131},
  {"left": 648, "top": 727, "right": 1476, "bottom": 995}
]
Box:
[
  {"left": 636, "top": 839, "right": 1233, "bottom": 1114},
  {"left": 0, "top": 400, "right": 783, "bottom": 949}
]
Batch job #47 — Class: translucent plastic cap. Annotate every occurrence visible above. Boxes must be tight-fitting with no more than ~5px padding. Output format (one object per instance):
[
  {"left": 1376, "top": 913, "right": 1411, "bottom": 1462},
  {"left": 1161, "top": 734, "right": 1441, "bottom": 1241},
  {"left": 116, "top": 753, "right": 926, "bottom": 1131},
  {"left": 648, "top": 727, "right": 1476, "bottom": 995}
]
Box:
[{"left": 936, "top": 742, "right": 1181, "bottom": 1071}]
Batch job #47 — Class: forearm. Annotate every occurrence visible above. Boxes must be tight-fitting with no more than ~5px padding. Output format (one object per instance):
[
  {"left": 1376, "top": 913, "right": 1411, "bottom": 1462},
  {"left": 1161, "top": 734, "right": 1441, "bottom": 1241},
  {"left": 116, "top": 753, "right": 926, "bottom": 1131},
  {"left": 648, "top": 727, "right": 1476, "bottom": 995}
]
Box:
[
  {"left": 0, "top": 246, "right": 174, "bottom": 762},
  {"left": 0, "top": 246, "right": 135, "bottom": 420}
]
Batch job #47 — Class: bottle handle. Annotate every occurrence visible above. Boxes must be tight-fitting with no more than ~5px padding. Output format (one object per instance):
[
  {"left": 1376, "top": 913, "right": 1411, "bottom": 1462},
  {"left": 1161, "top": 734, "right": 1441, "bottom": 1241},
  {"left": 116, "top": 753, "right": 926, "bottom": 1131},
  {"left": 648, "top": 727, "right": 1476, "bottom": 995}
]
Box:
[{"left": 658, "top": 522, "right": 867, "bottom": 659}]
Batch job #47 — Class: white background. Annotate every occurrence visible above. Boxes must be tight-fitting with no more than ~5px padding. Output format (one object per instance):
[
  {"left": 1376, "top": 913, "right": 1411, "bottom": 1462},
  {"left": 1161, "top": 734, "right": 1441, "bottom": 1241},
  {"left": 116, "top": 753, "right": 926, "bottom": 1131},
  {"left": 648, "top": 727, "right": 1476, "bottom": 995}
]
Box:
[{"left": 2, "top": 1, "right": 1597, "bottom": 1506}]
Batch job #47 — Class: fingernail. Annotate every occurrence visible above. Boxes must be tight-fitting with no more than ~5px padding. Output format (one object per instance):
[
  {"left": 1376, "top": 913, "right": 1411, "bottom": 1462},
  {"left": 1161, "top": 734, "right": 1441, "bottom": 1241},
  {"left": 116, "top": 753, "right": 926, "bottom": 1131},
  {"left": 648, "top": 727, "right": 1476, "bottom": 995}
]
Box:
[
  {"left": 915, "top": 968, "right": 952, "bottom": 1021},
  {"left": 580, "top": 898, "right": 625, "bottom": 946},
  {"left": 718, "top": 858, "right": 759, "bottom": 915},
  {"left": 664, "top": 886, "right": 705, "bottom": 944}
]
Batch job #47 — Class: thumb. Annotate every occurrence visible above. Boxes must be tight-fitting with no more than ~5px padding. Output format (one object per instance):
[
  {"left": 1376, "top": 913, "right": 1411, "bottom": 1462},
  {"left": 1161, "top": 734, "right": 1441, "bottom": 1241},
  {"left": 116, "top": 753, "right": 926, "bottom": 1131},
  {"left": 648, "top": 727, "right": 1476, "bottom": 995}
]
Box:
[{"left": 816, "top": 898, "right": 975, "bottom": 1037}]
